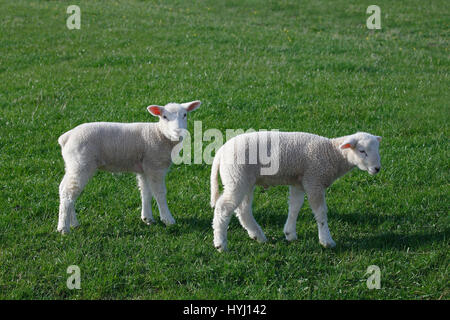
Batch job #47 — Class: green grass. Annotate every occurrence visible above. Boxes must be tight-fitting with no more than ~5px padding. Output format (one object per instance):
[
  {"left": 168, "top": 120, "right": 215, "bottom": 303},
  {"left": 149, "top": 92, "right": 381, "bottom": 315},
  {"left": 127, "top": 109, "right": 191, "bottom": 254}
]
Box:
[{"left": 0, "top": 0, "right": 448, "bottom": 299}]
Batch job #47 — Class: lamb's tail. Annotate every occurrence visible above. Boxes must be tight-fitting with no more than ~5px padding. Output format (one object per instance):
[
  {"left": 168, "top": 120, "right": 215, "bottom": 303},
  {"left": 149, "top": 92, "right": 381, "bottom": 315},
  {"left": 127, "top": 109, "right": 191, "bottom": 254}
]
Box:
[
  {"left": 58, "top": 130, "right": 72, "bottom": 148},
  {"left": 210, "top": 148, "right": 222, "bottom": 208}
]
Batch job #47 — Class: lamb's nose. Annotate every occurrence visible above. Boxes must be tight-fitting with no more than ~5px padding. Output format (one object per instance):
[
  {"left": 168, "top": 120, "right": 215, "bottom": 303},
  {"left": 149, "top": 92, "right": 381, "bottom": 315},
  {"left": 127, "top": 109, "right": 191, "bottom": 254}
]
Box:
[{"left": 374, "top": 167, "right": 380, "bottom": 173}]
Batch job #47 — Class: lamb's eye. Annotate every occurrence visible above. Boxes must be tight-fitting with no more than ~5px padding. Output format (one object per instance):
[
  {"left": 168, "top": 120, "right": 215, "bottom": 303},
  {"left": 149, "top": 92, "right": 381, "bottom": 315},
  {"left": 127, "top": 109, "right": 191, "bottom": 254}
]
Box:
[
  {"left": 183, "top": 114, "right": 187, "bottom": 118},
  {"left": 163, "top": 115, "right": 168, "bottom": 120},
  {"left": 359, "top": 150, "right": 367, "bottom": 156}
]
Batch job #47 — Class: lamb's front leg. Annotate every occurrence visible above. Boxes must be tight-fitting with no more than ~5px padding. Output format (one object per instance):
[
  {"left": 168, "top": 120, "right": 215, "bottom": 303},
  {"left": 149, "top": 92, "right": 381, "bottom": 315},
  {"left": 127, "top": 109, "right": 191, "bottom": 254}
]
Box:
[
  {"left": 147, "top": 170, "right": 175, "bottom": 226},
  {"left": 137, "top": 174, "right": 155, "bottom": 225},
  {"left": 283, "top": 185, "right": 305, "bottom": 241},
  {"left": 306, "top": 187, "right": 336, "bottom": 248}
]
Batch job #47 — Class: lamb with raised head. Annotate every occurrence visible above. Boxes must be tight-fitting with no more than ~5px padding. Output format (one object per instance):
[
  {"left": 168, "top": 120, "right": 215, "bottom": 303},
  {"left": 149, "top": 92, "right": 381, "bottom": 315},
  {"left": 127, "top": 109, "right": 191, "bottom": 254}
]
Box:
[
  {"left": 210, "top": 131, "right": 381, "bottom": 251},
  {"left": 57, "top": 100, "right": 201, "bottom": 234}
]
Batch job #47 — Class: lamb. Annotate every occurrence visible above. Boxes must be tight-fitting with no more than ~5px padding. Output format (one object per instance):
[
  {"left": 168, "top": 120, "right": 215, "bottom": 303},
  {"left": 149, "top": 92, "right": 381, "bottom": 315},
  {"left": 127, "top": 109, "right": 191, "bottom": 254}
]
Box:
[
  {"left": 210, "top": 131, "right": 381, "bottom": 251},
  {"left": 57, "top": 100, "right": 201, "bottom": 234}
]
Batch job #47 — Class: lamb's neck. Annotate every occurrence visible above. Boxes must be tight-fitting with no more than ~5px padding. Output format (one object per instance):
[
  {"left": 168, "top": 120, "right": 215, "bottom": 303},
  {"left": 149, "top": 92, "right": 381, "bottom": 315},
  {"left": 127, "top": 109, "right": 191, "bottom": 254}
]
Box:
[
  {"left": 153, "top": 121, "right": 182, "bottom": 148},
  {"left": 329, "top": 137, "right": 356, "bottom": 179}
]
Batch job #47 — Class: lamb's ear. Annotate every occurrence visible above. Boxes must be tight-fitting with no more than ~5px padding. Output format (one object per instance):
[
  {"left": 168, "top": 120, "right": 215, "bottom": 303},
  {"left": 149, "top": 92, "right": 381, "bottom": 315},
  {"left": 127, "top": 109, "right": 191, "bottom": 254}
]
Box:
[
  {"left": 181, "top": 100, "right": 201, "bottom": 112},
  {"left": 147, "top": 105, "right": 163, "bottom": 117},
  {"left": 376, "top": 136, "right": 382, "bottom": 142},
  {"left": 340, "top": 138, "right": 357, "bottom": 149}
]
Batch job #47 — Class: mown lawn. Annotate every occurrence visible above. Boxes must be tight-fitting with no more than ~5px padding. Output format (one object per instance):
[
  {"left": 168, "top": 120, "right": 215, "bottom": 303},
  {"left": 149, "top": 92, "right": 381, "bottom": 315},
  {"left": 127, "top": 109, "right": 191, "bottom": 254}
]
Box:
[{"left": 0, "top": 0, "right": 448, "bottom": 299}]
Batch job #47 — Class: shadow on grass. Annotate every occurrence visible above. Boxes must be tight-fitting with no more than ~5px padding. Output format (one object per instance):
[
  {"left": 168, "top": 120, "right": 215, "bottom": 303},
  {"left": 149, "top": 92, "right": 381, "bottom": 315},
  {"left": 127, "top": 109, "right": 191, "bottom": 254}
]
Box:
[
  {"left": 176, "top": 208, "right": 448, "bottom": 253},
  {"left": 173, "top": 208, "right": 394, "bottom": 234},
  {"left": 176, "top": 216, "right": 213, "bottom": 232},
  {"left": 338, "top": 229, "right": 449, "bottom": 251},
  {"left": 331, "top": 209, "right": 394, "bottom": 226}
]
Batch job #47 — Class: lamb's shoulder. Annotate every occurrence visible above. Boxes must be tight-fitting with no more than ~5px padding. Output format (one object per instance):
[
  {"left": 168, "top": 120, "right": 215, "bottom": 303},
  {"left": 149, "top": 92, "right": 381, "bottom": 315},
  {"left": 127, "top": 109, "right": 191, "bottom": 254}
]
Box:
[
  {"left": 140, "top": 123, "right": 179, "bottom": 169},
  {"left": 302, "top": 138, "right": 346, "bottom": 188}
]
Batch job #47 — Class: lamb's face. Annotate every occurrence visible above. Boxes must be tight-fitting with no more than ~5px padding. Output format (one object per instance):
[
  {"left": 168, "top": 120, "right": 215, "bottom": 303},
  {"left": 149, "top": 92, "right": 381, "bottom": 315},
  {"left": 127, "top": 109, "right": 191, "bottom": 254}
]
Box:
[
  {"left": 147, "top": 101, "right": 201, "bottom": 141},
  {"left": 340, "top": 133, "right": 382, "bottom": 175}
]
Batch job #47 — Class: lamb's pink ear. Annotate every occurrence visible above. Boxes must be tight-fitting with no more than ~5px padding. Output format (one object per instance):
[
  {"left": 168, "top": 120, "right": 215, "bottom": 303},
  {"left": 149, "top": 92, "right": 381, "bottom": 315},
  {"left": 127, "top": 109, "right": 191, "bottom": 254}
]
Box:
[
  {"left": 340, "top": 138, "right": 357, "bottom": 149},
  {"left": 182, "top": 100, "right": 201, "bottom": 112},
  {"left": 376, "top": 136, "right": 382, "bottom": 142},
  {"left": 147, "top": 105, "right": 162, "bottom": 117}
]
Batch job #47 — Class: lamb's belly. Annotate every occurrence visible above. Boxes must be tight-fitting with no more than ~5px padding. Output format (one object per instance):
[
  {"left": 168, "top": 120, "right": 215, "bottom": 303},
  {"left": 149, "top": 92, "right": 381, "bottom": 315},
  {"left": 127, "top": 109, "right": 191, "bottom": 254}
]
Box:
[
  {"left": 98, "top": 160, "right": 144, "bottom": 174},
  {"left": 255, "top": 175, "right": 300, "bottom": 187}
]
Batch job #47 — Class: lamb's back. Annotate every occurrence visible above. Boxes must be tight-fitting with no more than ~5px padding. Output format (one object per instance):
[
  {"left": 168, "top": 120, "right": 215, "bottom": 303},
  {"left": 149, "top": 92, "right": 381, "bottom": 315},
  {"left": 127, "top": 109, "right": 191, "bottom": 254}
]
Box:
[{"left": 219, "top": 131, "right": 332, "bottom": 186}]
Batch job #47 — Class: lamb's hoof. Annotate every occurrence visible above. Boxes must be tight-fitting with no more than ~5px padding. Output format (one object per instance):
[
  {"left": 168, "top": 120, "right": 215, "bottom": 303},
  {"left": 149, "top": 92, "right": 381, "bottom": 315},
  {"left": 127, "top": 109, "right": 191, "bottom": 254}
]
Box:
[
  {"left": 285, "top": 232, "right": 298, "bottom": 242},
  {"left": 57, "top": 227, "right": 69, "bottom": 235},
  {"left": 319, "top": 238, "right": 336, "bottom": 248},
  {"left": 215, "top": 244, "right": 228, "bottom": 252},
  {"left": 141, "top": 217, "right": 155, "bottom": 225},
  {"left": 71, "top": 222, "right": 80, "bottom": 229},
  {"left": 161, "top": 215, "right": 176, "bottom": 226},
  {"left": 249, "top": 232, "right": 267, "bottom": 243},
  {"left": 257, "top": 234, "right": 267, "bottom": 243}
]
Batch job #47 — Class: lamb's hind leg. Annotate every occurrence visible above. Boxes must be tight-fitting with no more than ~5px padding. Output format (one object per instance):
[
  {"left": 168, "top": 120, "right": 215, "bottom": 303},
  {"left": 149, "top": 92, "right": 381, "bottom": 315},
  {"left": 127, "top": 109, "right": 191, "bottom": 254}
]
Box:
[
  {"left": 235, "top": 188, "right": 267, "bottom": 243},
  {"left": 213, "top": 186, "right": 247, "bottom": 252},
  {"left": 57, "top": 165, "right": 95, "bottom": 234},
  {"left": 57, "top": 174, "right": 72, "bottom": 234},
  {"left": 137, "top": 174, "right": 154, "bottom": 225},
  {"left": 284, "top": 185, "right": 305, "bottom": 241}
]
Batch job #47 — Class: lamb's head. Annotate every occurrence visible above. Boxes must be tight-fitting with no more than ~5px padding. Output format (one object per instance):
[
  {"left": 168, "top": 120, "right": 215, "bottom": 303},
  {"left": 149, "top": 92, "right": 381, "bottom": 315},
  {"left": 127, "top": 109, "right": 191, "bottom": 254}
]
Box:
[
  {"left": 147, "top": 101, "right": 201, "bottom": 141},
  {"left": 339, "top": 132, "right": 382, "bottom": 175}
]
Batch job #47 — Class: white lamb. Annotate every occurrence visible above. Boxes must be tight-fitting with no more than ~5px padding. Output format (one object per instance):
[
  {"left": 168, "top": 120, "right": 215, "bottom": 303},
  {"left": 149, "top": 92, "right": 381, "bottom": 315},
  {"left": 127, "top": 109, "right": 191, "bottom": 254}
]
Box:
[
  {"left": 210, "top": 131, "right": 382, "bottom": 251},
  {"left": 57, "top": 100, "right": 201, "bottom": 234}
]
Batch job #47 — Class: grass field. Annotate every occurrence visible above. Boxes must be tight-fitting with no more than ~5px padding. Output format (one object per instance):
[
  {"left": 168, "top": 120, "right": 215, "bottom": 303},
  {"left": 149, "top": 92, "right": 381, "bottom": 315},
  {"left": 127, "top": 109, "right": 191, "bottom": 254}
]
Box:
[{"left": 0, "top": 0, "right": 448, "bottom": 299}]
